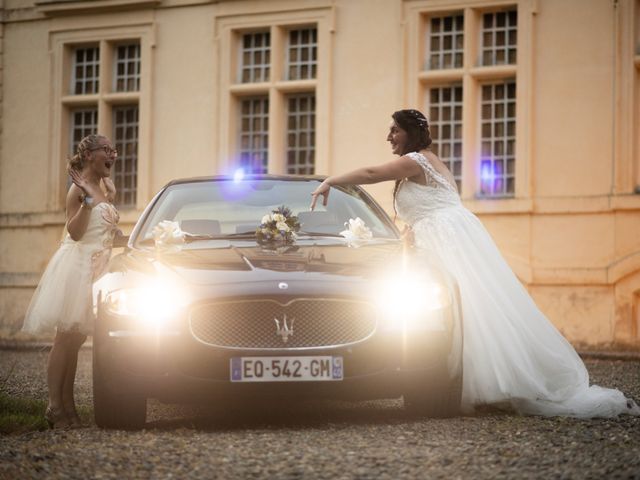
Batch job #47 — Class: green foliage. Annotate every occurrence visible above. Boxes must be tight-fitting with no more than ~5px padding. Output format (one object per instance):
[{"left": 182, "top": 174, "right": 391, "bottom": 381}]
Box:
[{"left": 0, "top": 392, "right": 49, "bottom": 433}]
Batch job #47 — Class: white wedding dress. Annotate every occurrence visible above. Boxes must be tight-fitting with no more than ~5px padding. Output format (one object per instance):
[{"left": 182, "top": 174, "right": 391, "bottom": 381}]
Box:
[
  {"left": 395, "top": 151, "right": 639, "bottom": 418},
  {"left": 22, "top": 202, "right": 120, "bottom": 336}
]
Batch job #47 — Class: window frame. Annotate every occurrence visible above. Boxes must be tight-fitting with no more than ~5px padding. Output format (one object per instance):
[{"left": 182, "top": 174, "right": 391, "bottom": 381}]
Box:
[
  {"left": 216, "top": 8, "right": 333, "bottom": 177},
  {"left": 49, "top": 25, "right": 153, "bottom": 216},
  {"left": 237, "top": 30, "right": 271, "bottom": 84},
  {"left": 405, "top": 0, "right": 535, "bottom": 211}
]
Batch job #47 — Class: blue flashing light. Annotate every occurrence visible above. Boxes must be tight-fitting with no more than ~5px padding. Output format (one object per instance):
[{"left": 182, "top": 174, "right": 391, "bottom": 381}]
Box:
[
  {"left": 480, "top": 161, "right": 495, "bottom": 183},
  {"left": 233, "top": 168, "right": 245, "bottom": 182}
]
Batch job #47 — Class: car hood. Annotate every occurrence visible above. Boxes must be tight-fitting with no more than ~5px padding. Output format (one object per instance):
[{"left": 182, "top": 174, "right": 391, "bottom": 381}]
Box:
[
  {"left": 94, "top": 238, "right": 456, "bottom": 308},
  {"left": 106, "top": 239, "right": 405, "bottom": 287}
]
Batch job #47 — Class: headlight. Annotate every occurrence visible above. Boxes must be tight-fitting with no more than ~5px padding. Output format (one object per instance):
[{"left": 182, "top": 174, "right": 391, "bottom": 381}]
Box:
[
  {"left": 375, "top": 271, "right": 451, "bottom": 328},
  {"left": 104, "top": 281, "right": 190, "bottom": 327}
]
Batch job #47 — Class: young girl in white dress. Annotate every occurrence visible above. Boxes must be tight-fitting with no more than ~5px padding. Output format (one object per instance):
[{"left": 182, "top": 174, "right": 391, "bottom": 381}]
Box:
[
  {"left": 310, "top": 109, "right": 639, "bottom": 418},
  {"left": 22, "top": 134, "right": 120, "bottom": 428}
]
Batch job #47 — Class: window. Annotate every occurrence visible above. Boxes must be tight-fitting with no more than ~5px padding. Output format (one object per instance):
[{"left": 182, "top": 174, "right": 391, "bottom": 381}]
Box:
[
  {"left": 480, "top": 81, "right": 516, "bottom": 196},
  {"left": 64, "top": 41, "right": 141, "bottom": 207},
  {"left": 429, "top": 85, "right": 463, "bottom": 191},
  {"left": 114, "top": 43, "right": 141, "bottom": 92},
  {"left": 418, "top": 7, "right": 520, "bottom": 199},
  {"left": 427, "top": 14, "right": 464, "bottom": 70},
  {"left": 70, "top": 108, "right": 98, "bottom": 154},
  {"left": 286, "top": 94, "right": 316, "bottom": 175},
  {"left": 72, "top": 46, "right": 100, "bottom": 94},
  {"left": 481, "top": 10, "right": 517, "bottom": 66},
  {"left": 239, "top": 97, "right": 269, "bottom": 173},
  {"left": 232, "top": 25, "right": 318, "bottom": 174},
  {"left": 239, "top": 32, "right": 270, "bottom": 83},
  {"left": 286, "top": 28, "right": 318, "bottom": 80},
  {"left": 113, "top": 106, "right": 139, "bottom": 206}
]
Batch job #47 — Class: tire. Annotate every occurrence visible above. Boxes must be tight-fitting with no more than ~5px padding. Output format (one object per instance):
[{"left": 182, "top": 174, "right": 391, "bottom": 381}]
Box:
[
  {"left": 93, "top": 334, "right": 147, "bottom": 430},
  {"left": 403, "top": 369, "right": 463, "bottom": 418}
]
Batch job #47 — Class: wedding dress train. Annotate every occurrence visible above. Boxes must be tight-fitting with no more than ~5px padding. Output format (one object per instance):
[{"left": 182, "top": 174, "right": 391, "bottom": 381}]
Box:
[{"left": 395, "top": 152, "right": 639, "bottom": 418}]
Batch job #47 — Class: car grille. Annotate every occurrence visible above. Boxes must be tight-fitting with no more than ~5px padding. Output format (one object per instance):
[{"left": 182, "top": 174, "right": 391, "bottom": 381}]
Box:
[{"left": 189, "top": 299, "right": 377, "bottom": 349}]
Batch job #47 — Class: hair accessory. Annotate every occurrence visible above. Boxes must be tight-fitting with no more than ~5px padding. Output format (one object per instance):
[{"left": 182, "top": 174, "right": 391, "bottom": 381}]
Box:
[{"left": 408, "top": 109, "right": 428, "bottom": 128}]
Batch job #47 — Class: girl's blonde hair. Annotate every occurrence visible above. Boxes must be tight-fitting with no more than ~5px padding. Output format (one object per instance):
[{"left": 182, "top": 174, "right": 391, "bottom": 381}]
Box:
[{"left": 67, "top": 134, "right": 109, "bottom": 173}]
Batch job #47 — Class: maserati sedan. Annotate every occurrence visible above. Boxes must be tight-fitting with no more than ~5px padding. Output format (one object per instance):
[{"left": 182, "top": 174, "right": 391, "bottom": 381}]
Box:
[{"left": 92, "top": 175, "right": 463, "bottom": 429}]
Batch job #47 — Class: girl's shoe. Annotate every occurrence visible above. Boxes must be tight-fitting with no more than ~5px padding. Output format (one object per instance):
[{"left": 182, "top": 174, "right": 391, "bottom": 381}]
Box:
[
  {"left": 66, "top": 409, "right": 85, "bottom": 428},
  {"left": 44, "top": 406, "right": 70, "bottom": 429}
]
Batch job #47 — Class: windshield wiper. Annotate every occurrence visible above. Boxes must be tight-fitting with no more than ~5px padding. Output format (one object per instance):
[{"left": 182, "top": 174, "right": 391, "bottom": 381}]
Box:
[
  {"left": 184, "top": 232, "right": 256, "bottom": 242},
  {"left": 138, "top": 230, "right": 346, "bottom": 246},
  {"left": 296, "top": 231, "right": 345, "bottom": 238},
  {"left": 137, "top": 232, "right": 256, "bottom": 246}
]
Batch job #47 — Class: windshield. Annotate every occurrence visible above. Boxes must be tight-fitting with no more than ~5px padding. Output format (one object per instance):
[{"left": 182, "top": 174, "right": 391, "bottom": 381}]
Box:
[{"left": 133, "top": 178, "right": 398, "bottom": 246}]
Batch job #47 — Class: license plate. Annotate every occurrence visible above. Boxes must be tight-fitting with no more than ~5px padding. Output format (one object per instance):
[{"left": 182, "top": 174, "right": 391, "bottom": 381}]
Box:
[{"left": 230, "top": 356, "right": 343, "bottom": 382}]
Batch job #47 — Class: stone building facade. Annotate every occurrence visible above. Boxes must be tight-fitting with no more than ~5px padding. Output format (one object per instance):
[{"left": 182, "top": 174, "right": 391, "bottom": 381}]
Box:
[{"left": 0, "top": 0, "right": 639, "bottom": 348}]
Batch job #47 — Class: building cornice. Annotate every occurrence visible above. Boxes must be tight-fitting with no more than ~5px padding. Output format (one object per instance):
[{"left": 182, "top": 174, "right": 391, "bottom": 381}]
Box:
[{"left": 34, "top": 0, "right": 161, "bottom": 16}]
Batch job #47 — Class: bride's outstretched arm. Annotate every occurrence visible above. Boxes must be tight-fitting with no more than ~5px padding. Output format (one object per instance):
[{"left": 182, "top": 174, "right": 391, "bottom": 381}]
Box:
[{"left": 310, "top": 155, "right": 422, "bottom": 210}]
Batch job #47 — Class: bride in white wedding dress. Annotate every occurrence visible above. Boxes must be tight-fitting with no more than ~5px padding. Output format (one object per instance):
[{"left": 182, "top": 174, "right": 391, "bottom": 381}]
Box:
[{"left": 310, "top": 109, "right": 639, "bottom": 418}]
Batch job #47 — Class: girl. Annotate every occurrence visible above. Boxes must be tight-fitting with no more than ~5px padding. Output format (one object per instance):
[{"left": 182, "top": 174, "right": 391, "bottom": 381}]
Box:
[{"left": 23, "top": 134, "right": 120, "bottom": 428}]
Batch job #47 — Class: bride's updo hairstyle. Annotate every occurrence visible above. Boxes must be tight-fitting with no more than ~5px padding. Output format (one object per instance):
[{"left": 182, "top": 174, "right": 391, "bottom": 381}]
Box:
[
  {"left": 391, "top": 109, "right": 432, "bottom": 155},
  {"left": 67, "top": 134, "right": 108, "bottom": 174},
  {"left": 391, "top": 109, "right": 433, "bottom": 210}
]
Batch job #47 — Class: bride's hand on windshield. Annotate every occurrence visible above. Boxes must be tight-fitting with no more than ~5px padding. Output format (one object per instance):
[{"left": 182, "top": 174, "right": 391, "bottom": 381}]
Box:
[{"left": 310, "top": 181, "right": 331, "bottom": 211}]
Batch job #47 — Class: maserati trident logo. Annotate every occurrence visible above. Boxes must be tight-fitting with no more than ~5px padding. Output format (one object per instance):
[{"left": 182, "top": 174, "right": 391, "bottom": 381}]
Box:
[{"left": 274, "top": 314, "right": 294, "bottom": 344}]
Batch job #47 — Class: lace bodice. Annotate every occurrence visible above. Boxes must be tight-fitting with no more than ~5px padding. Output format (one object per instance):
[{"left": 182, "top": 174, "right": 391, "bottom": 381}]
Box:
[
  {"left": 62, "top": 202, "right": 119, "bottom": 247},
  {"left": 61, "top": 202, "right": 120, "bottom": 280},
  {"left": 23, "top": 201, "right": 121, "bottom": 336},
  {"left": 394, "top": 152, "right": 461, "bottom": 225}
]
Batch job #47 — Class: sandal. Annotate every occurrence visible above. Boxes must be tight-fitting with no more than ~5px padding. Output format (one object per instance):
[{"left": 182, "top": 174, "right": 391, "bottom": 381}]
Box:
[
  {"left": 44, "top": 406, "right": 70, "bottom": 429},
  {"left": 66, "top": 408, "right": 85, "bottom": 428}
]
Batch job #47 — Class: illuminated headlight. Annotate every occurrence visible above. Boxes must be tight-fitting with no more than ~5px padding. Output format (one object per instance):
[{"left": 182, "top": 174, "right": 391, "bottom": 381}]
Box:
[
  {"left": 376, "top": 272, "right": 451, "bottom": 319},
  {"left": 104, "top": 281, "right": 190, "bottom": 327}
]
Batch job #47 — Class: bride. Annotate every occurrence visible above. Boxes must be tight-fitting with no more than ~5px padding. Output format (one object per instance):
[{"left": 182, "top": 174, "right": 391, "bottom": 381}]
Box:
[{"left": 310, "top": 109, "right": 639, "bottom": 418}]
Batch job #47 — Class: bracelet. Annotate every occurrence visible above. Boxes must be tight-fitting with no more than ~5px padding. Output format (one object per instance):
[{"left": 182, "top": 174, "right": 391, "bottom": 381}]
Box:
[{"left": 80, "top": 194, "right": 95, "bottom": 209}]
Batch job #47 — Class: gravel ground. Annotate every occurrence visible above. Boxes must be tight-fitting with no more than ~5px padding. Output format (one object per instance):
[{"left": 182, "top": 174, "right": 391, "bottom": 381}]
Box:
[{"left": 1, "top": 348, "right": 639, "bottom": 479}]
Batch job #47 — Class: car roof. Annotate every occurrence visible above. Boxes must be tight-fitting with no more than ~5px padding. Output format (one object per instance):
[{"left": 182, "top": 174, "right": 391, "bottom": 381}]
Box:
[{"left": 164, "top": 174, "right": 328, "bottom": 187}]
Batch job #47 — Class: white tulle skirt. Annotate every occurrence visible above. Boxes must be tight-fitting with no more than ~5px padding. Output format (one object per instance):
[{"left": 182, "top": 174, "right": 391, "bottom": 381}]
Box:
[
  {"left": 412, "top": 205, "right": 639, "bottom": 418},
  {"left": 22, "top": 241, "right": 95, "bottom": 336}
]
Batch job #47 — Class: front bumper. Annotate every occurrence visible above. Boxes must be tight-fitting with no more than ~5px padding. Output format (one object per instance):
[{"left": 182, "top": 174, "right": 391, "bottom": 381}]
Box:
[{"left": 94, "top": 307, "right": 461, "bottom": 404}]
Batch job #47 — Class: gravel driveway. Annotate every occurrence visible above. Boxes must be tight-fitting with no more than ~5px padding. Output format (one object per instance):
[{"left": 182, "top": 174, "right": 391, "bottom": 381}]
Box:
[{"left": 1, "top": 348, "right": 639, "bottom": 479}]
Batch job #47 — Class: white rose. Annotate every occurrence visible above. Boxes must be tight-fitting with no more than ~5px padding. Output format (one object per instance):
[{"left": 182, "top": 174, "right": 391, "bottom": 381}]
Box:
[
  {"left": 272, "top": 213, "right": 286, "bottom": 223},
  {"left": 152, "top": 220, "right": 185, "bottom": 252},
  {"left": 340, "top": 217, "right": 372, "bottom": 248},
  {"left": 348, "top": 217, "right": 373, "bottom": 240},
  {"left": 261, "top": 214, "right": 272, "bottom": 225},
  {"left": 276, "top": 221, "right": 290, "bottom": 232}
]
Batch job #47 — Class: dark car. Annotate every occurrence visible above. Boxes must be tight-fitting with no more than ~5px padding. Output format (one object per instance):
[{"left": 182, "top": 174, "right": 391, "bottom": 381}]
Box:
[{"left": 92, "top": 175, "right": 463, "bottom": 429}]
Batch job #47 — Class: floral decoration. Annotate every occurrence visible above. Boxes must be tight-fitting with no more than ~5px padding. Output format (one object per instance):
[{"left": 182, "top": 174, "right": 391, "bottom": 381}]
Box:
[
  {"left": 152, "top": 220, "right": 185, "bottom": 253},
  {"left": 256, "top": 206, "right": 301, "bottom": 245},
  {"left": 340, "top": 217, "right": 373, "bottom": 248}
]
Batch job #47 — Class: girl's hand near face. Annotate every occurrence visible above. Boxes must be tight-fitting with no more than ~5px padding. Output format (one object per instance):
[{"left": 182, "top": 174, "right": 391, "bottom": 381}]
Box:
[{"left": 69, "top": 169, "right": 100, "bottom": 198}]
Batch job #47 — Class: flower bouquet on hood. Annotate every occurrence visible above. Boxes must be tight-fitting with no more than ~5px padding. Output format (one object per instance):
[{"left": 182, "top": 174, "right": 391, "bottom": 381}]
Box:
[{"left": 256, "top": 205, "right": 301, "bottom": 246}]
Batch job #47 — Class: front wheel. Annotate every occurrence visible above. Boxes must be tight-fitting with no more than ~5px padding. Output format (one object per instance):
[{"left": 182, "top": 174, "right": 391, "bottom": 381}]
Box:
[
  {"left": 403, "top": 370, "right": 463, "bottom": 418},
  {"left": 93, "top": 338, "right": 147, "bottom": 430}
]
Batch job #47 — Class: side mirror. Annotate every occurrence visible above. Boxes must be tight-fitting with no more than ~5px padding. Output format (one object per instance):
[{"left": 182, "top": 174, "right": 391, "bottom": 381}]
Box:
[{"left": 113, "top": 234, "right": 130, "bottom": 248}]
